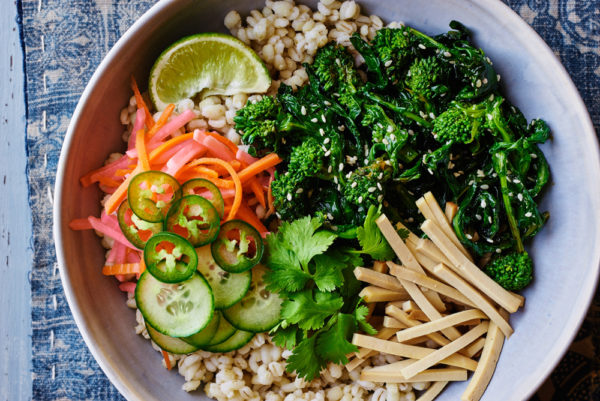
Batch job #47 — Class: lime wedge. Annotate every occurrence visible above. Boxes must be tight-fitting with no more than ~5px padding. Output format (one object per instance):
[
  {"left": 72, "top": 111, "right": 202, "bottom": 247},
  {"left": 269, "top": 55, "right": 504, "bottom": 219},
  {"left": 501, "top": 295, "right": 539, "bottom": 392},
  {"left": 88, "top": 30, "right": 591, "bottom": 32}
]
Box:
[{"left": 149, "top": 33, "right": 271, "bottom": 110}]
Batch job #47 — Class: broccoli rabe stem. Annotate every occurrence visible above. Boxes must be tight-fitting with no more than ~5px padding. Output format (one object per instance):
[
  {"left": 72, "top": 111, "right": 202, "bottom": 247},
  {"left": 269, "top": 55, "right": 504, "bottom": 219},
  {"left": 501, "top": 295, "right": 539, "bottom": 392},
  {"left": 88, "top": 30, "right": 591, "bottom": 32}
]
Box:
[
  {"left": 492, "top": 151, "right": 524, "bottom": 253},
  {"left": 362, "top": 91, "right": 433, "bottom": 128}
]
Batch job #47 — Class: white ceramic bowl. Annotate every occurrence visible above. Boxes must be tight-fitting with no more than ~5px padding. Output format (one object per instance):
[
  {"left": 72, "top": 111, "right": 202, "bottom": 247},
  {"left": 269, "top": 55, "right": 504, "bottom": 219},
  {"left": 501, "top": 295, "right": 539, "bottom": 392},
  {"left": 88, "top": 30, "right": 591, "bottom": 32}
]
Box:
[{"left": 54, "top": 0, "right": 600, "bottom": 400}]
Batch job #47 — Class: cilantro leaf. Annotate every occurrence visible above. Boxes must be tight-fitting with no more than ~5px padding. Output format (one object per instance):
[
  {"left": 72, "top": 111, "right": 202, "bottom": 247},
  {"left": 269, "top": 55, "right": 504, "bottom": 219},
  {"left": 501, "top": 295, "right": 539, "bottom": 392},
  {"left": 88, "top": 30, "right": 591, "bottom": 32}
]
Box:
[
  {"left": 270, "top": 324, "right": 301, "bottom": 349},
  {"left": 354, "top": 303, "right": 378, "bottom": 335},
  {"left": 285, "top": 335, "right": 326, "bottom": 381},
  {"left": 313, "top": 253, "right": 346, "bottom": 292},
  {"left": 315, "top": 313, "right": 358, "bottom": 364},
  {"left": 281, "top": 216, "right": 337, "bottom": 269},
  {"left": 264, "top": 232, "right": 311, "bottom": 293},
  {"left": 356, "top": 205, "right": 395, "bottom": 260},
  {"left": 281, "top": 289, "right": 344, "bottom": 330}
]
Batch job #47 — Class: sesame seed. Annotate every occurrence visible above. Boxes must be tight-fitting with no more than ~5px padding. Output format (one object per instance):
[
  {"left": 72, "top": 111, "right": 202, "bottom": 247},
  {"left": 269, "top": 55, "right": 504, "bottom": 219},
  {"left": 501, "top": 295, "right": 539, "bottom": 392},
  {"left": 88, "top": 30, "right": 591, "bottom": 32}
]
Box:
[
  {"left": 301, "top": 106, "right": 307, "bottom": 115},
  {"left": 489, "top": 94, "right": 495, "bottom": 101},
  {"left": 448, "top": 161, "right": 455, "bottom": 169},
  {"left": 385, "top": 160, "right": 391, "bottom": 166},
  {"left": 324, "top": 137, "right": 330, "bottom": 144},
  {"left": 481, "top": 200, "right": 487, "bottom": 208},
  {"left": 449, "top": 60, "right": 456, "bottom": 65},
  {"left": 286, "top": 193, "right": 292, "bottom": 201},
  {"left": 476, "top": 214, "right": 482, "bottom": 220},
  {"left": 407, "top": 217, "right": 414, "bottom": 223},
  {"left": 427, "top": 168, "right": 434, "bottom": 175},
  {"left": 390, "top": 134, "right": 396, "bottom": 141},
  {"left": 488, "top": 216, "right": 492, "bottom": 223},
  {"left": 466, "top": 234, "right": 473, "bottom": 240},
  {"left": 319, "top": 128, "right": 325, "bottom": 136},
  {"left": 333, "top": 92, "right": 340, "bottom": 97},
  {"left": 377, "top": 182, "right": 382, "bottom": 191},
  {"left": 377, "top": 194, "right": 383, "bottom": 202},
  {"left": 408, "top": 190, "right": 414, "bottom": 196},
  {"left": 486, "top": 238, "right": 494, "bottom": 243},
  {"left": 384, "top": 60, "right": 392, "bottom": 67},
  {"left": 321, "top": 114, "right": 326, "bottom": 123},
  {"left": 337, "top": 184, "right": 341, "bottom": 191},
  {"left": 325, "top": 150, "right": 331, "bottom": 156},
  {"left": 408, "top": 129, "right": 415, "bottom": 135},
  {"left": 531, "top": 153, "right": 537, "bottom": 159},
  {"left": 367, "top": 187, "right": 376, "bottom": 193},
  {"left": 358, "top": 196, "right": 363, "bottom": 204},
  {"left": 477, "top": 169, "right": 485, "bottom": 177},
  {"left": 351, "top": 181, "right": 357, "bottom": 188},
  {"left": 334, "top": 176, "right": 338, "bottom": 184},
  {"left": 338, "top": 163, "right": 344, "bottom": 172},
  {"left": 481, "top": 184, "right": 489, "bottom": 190},
  {"left": 525, "top": 212, "right": 532, "bottom": 217},
  {"left": 282, "top": 138, "right": 287, "bottom": 144},
  {"left": 513, "top": 178, "right": 521, "bottom": 184},
  {"left": 509, "top": 192, "right": 513, "bottom": 197},
  {"left": 469, "top": 180, "right": 475, "bottom": 186},
  {"left": 387, "top": 125, "right": 394, "bottom": 133},
  {"left": 328, "top": 165, "right": 332, "bottom": 173},
  {"left": 296, "top": 188, "right": 304, "bottom": 194},
  {"left": 322, "top": 146, "right": 327, "bottom": 152},
  {"left": 364, "top": 159, "right": 369, "bottom": 165},
  {"left": 346, "top": 172, "right": 352, "bottom": 179},
  {"left": 497, "top": 74, "right": 501, "bottom": 82},
  {"left": 324, "top": 101, "right": 331, "bottom": 106},
  {"left": 483, "top": 78, "right": 488, "bottom": 84},
  {"left": 517, "top": 193, "right": 524, "bottom": 201},
  {"left": 378, "top": 173, "right": 383, "bottom": 179},
  {"left": 496, "top": 248, "right": 502, "bottom": 253},
  {"left": 444, "top": 51, "right": 451, "bottom": 57},
  {"left": 418, "top": 44, "right": 426, "bottom": 50},
  {"left": 311, "top": 118, "right": 318, "bottom": 123},
  {"left": 382, "top": 138, "right": 389, "bottom": 145},
  {"left": 338, "top": 125, "right": 345, "bottom": 131},
  {"left": 429, "top": 112, "right": 435, "bottom": 119},
  {"left": 453, "top": 172, "right": 461, "bottom": 177},
  {"left": 492, "top": 173, "right": 497, "bottom": 178},
  {"left": 419, "top": 111, "right": 427, "bottom": 118},
  {"left": 475, "top": 79, "right": 482, "bottom": 88},
  {"left": 327, "top": 213, "right": 334, "bottom": 220}
]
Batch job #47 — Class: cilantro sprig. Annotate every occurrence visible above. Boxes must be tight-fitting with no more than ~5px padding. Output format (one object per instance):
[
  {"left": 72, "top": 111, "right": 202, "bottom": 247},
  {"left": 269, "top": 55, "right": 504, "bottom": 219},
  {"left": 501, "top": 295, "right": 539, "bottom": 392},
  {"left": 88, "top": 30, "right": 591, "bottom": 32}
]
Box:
[{"left": 263, "top": 216, "right": 375, "bottom": 380}]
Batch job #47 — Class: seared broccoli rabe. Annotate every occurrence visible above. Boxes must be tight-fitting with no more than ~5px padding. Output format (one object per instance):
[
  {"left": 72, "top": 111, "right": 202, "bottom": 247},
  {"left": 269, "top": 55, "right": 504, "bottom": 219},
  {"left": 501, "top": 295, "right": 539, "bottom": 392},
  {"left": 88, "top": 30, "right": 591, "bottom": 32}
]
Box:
[
  {"left": 432, "top": 101, "right": 488, "bottom": 144},
  {"left": 343, "top": 160, "right": 392, "bottom": 210},
  {"left": 233, "top": 96, "right": 309, "bottom": 157}
]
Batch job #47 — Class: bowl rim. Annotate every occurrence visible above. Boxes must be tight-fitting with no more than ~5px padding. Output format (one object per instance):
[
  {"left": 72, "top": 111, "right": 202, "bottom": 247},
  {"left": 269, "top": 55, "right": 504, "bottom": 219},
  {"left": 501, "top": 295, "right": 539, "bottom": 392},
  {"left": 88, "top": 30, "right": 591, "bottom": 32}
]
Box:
[{"left": 53, "top": 0, "right": 600, "bottom": 400}]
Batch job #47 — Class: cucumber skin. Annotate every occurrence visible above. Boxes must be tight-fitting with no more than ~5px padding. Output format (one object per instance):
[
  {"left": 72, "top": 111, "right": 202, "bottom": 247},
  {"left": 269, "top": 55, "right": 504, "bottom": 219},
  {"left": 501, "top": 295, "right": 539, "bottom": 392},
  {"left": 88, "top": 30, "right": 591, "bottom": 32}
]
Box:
[
  {"left": 146, "top": 324, "right": 199, "bottom": 354},
  {"left": 203, "top": 314, "right": 237, "bottom": 348},
  {"left": 204, "top": 330, "right": 255, "bottom": 353},
  {"left": 182, "top": 311, "right": 221, "bottom": 348}
]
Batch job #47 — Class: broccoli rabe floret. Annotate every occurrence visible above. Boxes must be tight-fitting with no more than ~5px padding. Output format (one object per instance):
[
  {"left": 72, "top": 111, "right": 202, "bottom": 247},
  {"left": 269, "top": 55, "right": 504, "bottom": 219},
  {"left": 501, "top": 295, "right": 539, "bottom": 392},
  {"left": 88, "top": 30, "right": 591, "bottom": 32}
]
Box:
[
  {"left": 406, "top": 56, "right": 450, "bottom": 108},
  {"left": 432, "top": 101, "right": 488, "bottom": 144},
  {"left": 234, "top": 96, "right": 308, "bottom": 157},
  {"left": 343, "top": 160, "right": 392, "bottom": 209},
  {"left": 484, "top": 252, "right": 533, "bottom": 291},
  {"left": 371, "top": 27, "right": 416, "bottom": 84}
]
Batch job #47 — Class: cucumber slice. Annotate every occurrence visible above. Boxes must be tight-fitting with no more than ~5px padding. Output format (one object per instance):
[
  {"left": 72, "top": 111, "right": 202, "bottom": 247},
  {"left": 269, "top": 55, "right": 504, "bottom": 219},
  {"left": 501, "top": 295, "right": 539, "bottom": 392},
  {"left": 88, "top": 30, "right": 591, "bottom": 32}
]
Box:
[
  {"left": 136, "top": 270, "right": 214, "bottom": 337},
  {"left": 204, "top": 330, "right": 255, "bottom": 353},
  {"left": 222, "top": 265, "right": 283, "bottom": 333},
  {"left": 196, "top": 245, "right": 251, "bottom": 309},
  {"left": 146, "top": 324, "right": 199, "bottom": 354},
  {"left": 205, "top": 314, "right": 237, "bottom": 347},
  {"left": 183, "top": 310, "right": 221, "bottom": 348}
]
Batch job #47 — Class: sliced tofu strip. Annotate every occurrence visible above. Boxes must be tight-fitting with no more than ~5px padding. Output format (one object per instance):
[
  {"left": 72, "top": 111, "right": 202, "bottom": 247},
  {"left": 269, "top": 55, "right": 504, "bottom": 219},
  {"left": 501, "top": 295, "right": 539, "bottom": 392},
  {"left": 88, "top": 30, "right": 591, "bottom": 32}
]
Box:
[
  {"left": 395, "top": 309, "right": 487, "bottom": 343},
  {"left": 355, "top": 327, "right": 397, "bottom": 359},
  {"left": 400, "top": 322, "right": 489, "bottom": 379},
  {"left": 354, "top": 267, "right": 406, "bottom": 293},
  {"left": 414, "top": 241, "right": 454, "bottom": 273},
  {"left": 423, "top": 288, "right": 447, "bottom": 313},
  {"left": 445, "top": 201, "right": 458, "bottom": 223},
  {"left": 422, "top": 192, "right": 473, "bottom": 262},
  {"left": 461, "top": 311, "right": 507, "bottom": 401},
  {"left": 352, "top": 334, "right": 479, "bottom": 371},
  {"left": 361, "top": 367, "right": 467, "bottom": 383},
  {"left": 422, "top": 219, "right": 522, "bottom": 313},
  {"left": 432, "top": 263, "right": 513, "bottom": 337},
  {"left": 360, "top": 286, "right": 410, "bottom": 303},
  {"left": 417, "top": 381, "right": 449, "bottom": 401},
  {"left": 388, "top": 262, "right": 476, "bottom": 308},
  {"left": 363, "top": 359, "right": 415, "bottom": 372},
  {"left": 373, "top": 260, "right": 388, "bottom": 274},
  {"left": 408, "top": 310, "right": 430, "bottom": 322},
  {"left": 464, "top": 337, "right": 486, "bottom": 358},
  {"left": 345, "top": 356, "right": 366, "bottom": 372},
  {"left": 386, "top": 305, "right": 449, "bottom": 347},
  {"left": 383, "top": 316, "right": 408, "bottom": 329}
]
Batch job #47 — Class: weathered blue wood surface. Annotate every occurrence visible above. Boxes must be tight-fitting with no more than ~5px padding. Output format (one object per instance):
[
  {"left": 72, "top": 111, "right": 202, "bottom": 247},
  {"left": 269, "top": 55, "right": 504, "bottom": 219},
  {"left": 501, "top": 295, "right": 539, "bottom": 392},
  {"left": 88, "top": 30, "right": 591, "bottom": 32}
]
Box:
[{"left": 0, "top": 1, "right": 33, "bottom": 401}]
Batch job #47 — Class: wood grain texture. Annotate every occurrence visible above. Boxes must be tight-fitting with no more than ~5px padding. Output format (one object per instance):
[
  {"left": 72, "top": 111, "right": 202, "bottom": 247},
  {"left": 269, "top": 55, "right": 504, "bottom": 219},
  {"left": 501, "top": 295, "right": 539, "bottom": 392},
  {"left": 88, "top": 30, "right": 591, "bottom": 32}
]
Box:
[{"left": 0, "top": 1, "right": 33, "bottom": 401}]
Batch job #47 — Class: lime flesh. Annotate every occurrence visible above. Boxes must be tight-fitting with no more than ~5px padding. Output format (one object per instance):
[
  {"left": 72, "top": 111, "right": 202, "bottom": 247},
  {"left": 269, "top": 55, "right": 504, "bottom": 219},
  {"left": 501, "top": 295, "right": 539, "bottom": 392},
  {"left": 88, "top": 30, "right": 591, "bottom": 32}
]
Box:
[{"left": 149, "top": 33, "right": 271, "bottom": 110}]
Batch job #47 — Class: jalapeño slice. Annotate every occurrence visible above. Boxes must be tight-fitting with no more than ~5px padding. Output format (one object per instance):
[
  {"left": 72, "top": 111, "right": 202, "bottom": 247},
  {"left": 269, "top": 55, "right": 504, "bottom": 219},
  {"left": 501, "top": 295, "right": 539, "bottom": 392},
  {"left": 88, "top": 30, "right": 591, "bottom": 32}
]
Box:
[
  {"left": 117, "top": 200, "right": 162, "bottom": 249},
  {"left": 144, "top": 232, "right": 198, "bottom": 283},
  {"left": 211, "top": 220, "right": 264, "bottom": 273},
  {"left": 128, "top": 171, "right": 181, "bottom": 223},
  {"left": 164, "top": 195, "right": 220, "bottom": 247},
  {"left": 181, "top": 178, "right": 225, "bottom": 218}
]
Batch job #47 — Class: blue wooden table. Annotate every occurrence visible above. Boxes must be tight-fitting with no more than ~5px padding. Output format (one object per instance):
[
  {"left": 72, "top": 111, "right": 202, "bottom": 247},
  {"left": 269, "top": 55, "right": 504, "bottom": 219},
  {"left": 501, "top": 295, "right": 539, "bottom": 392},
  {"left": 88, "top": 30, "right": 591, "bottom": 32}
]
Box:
[{"left": 0, "top": 1, "right": 33, "bottom": 401}]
